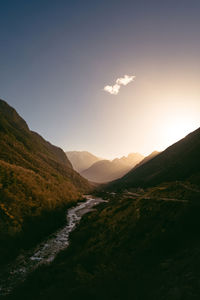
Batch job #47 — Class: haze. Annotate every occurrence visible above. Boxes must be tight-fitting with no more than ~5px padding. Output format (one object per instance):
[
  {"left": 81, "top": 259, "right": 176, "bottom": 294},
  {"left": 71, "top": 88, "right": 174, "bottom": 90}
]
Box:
[{"left": 0, "top": 0, "right": 200, "bottom": 159}]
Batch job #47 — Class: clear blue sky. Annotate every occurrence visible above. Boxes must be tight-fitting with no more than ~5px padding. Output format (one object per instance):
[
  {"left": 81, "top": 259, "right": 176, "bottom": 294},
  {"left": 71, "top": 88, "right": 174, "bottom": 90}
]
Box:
[{"left": 1, "top": 0, "right": 200, "bottom": 158}]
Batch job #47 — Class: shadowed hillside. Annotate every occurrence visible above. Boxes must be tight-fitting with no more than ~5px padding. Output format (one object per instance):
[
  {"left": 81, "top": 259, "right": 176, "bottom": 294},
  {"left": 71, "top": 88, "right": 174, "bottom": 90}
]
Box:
[
  {"left": 2, "top": 124, "right": 200, "bottom": 300},
  {"left": 0, "top": 99, "right": 90, "bottom": 264},
  {"left": 133, "top": 150, "right": 160, "bottom": 169},
  {"left": 8, "top": 176, "right": 200, "bottom": 300},
  {"left": 106, "top": 128, "right": 200, "bottom": 190}
]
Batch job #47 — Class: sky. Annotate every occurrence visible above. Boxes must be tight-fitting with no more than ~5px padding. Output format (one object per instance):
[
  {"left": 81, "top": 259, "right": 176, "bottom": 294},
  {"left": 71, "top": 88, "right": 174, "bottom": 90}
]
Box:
[{"left": 0, "top": 0, "right": 200, "bottom": 159}]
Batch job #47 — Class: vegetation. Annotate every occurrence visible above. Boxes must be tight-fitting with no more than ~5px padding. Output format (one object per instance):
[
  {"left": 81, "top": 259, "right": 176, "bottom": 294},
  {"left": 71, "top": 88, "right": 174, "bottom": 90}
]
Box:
[
  {"left": 0, "top": 100, "right": 200, "bottom": 299},
  {"left": 0, "top": 99, "right": 90, "bottom": 264},
  {"left": 7, "top": 180, "right": 200, "bottom": 300}
]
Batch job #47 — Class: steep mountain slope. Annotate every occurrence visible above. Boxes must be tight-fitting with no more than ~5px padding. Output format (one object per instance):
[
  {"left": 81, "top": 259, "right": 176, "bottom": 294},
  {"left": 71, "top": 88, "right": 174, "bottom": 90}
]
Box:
[
  {"left": 81, "top": 153, "right": 144, "bottom": 183},
  {"left": 4, "top": 129, "right": 200, "bottom": 300},
  {"left": 0, "top": 99, "right": 90, "bottom": 263},
  {"left": 107, "top": 128, "right": 200, "bottom": 190},
  {"left": 66, "top": 151, "right": 102, "bottom": 172},
  {"left": 133, "top": 150, "right": 160, "bottom": 169}
]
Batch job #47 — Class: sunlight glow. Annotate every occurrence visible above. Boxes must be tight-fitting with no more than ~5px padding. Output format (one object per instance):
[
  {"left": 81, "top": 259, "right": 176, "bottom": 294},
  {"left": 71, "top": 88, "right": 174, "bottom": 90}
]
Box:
[{"left": 160, "top": 115, "right": 199, "bottom": 150}]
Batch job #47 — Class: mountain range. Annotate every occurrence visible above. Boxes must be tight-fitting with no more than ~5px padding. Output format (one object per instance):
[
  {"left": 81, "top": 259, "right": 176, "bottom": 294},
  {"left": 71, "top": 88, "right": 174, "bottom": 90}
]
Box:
[
  {"left": 0, "top": 99, "right": 200, "bottom": 300},
  {"left": 12, "top": 126, "right": 200, "bottom": 300},
  {"left": 66, "top": 151, "right": 101, "bottom": 173},
  {"left": 80, "top": 153, "right": 144, "bottom": 183},
  {"left": 107, "top": 127, "right": 200, "bottom": 190}
]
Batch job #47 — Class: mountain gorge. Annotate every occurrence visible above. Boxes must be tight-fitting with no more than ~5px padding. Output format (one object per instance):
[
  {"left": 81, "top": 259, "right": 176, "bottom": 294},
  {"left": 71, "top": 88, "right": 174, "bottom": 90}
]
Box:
[
  {"left": 0, "top": 100, "right": 200, "bottom": 300},
  {"left": 1, "top": 96, "right": 200, "bottom": 300},
  {"left": 0, "top": 99, "right": 90, "bottom": 264},
  {"left": 8, "top": 127, "right": 200, "bottom": 300}
]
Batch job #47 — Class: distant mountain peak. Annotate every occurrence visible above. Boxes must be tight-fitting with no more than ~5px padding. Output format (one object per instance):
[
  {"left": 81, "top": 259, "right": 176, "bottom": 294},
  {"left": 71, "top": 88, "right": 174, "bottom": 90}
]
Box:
[
  {"left": 106, "top": 127, "right": 200, "bottom": 190},
  {"left": 66, "top": 151, "right": 102, "bottom": 172},
  {"left": 80, "top": 152, "right": 144, "bottom": 183}
]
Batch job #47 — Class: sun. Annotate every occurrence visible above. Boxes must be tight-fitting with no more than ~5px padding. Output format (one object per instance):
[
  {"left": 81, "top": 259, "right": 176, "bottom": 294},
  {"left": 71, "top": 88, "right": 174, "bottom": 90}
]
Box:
[{"left": 160, "top": 115, "right": 199, "bottom": 151}]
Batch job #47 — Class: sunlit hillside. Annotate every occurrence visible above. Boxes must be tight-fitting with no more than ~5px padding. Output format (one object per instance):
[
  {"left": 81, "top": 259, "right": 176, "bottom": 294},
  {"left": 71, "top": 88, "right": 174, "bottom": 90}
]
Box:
[{"left": 0, "top": 99, "right": 90, "bottom": 264}]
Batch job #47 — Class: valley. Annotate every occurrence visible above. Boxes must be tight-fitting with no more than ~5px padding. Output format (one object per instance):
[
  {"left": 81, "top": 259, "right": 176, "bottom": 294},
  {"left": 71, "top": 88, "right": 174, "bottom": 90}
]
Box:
[
  {"left": 1, "top": 2, "right": 200, "bottom": 299},
  {"left": 67, "top": 151, "right": 145, "bottom": 183},
  {"left": 5, "top": 181, "right": 200, "bottom": 300},
  {"left": 0, "top": 99, "right": 91, "bottom": 265},
  {"left": 0, "top": 195, "right": 106, "bottom": 296},
  {"left": 0, "top": 99, "right": 199, "bottom": 300}
]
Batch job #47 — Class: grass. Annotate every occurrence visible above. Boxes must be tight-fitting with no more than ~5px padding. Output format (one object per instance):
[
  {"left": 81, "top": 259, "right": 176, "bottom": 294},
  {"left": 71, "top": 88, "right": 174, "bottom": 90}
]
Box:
[{"left": 6, "top": 181, "right": 200, "bottom": 300}]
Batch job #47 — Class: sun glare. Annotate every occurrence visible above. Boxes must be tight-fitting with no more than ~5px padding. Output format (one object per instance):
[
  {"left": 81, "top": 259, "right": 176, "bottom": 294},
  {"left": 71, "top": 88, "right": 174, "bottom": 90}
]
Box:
[{"left": 160, "top": 115, "right": 199, "bottom": 151}]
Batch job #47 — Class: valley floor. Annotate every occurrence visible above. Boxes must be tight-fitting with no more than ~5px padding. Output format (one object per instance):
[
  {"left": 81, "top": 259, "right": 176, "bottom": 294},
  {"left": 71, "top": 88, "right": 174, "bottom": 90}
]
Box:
[
  {"left": 3, "top": 180, "right": 200, "bottom": 300},
  {"left": 0, "top": 196, "right": 105, "bottom": 297}
]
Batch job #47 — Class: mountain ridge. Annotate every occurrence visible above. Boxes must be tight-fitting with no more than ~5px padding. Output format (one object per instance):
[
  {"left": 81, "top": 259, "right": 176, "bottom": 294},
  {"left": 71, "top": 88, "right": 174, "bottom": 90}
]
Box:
[
  {"left": 0, "top": 99, "right": 90, "bottom": 264},
  {"left": 81, "top": 153, "right": 144, "bottom": 183},
  {"left": 10, "top": 127, "right": 200, "bottom": 300},
  {"left": 106, "top": 127, "right": 200, "bottom": 190},
  {"left": 66, "top": 151, "right": 102, "bottom": 173}
]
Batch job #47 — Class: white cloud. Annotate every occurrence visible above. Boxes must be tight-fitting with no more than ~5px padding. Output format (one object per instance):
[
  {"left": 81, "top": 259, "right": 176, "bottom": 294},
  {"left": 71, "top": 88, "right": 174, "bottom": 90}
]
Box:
[
  {"left": 103, "top": 84, "right": 120, "bottom": 95},
  {"left": 104, "top": 74, "right": 135, "bottom": 95},
  {"left": 116, "top": 75, "right": 135, "bottom": 86}
]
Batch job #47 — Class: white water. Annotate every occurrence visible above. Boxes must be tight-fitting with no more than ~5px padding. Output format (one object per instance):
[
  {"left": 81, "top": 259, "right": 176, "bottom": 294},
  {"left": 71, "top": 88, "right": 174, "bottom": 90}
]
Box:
[{"left": 0, "top": 195, "right": 106, "bottom": 296}]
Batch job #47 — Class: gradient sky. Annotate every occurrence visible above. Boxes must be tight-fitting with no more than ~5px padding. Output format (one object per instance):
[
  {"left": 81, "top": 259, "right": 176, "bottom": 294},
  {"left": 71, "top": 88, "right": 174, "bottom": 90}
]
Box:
[{"left": 0, "top": 0, "right": 200, "bottom": 159}]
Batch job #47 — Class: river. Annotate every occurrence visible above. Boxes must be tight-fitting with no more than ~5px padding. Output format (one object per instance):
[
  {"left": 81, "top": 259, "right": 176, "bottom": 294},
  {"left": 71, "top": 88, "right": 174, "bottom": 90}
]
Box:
[{"left": 0, "top": 195, "right": 106, "bottom": 296}]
